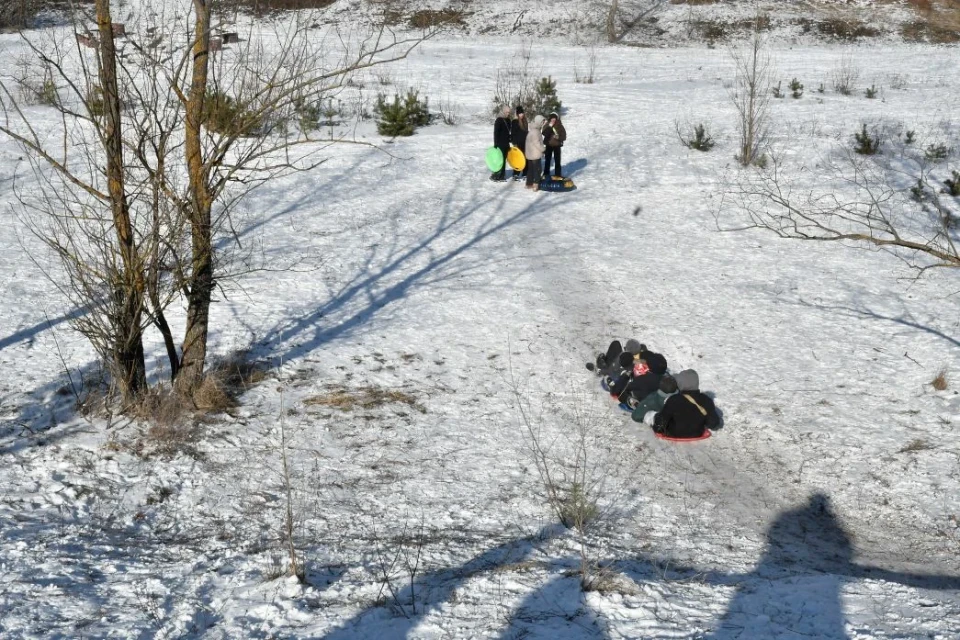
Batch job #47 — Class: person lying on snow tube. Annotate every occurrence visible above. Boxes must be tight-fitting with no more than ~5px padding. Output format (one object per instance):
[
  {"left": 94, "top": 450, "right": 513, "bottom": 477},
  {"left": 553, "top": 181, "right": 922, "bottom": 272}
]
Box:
[
  {"left": 589, "top": 339, "right": 644, "bottom": 380},
  {"left": 631, "top": 374, "right": 678, "bottom": 424},
  {"left": 609, "top": 344, "right": 668, "bottom": 402},
  {"left": 652, "top": 369, "right": 720, "bottom": 439}
]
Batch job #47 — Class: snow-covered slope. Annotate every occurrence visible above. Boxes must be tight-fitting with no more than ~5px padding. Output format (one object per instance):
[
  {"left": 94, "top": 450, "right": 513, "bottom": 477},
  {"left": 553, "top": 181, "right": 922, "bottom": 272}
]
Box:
[
  {"left": 304, "top": 0, "right": 960, "bottom": 45},
  {"left": 1, "top": 11, "right": 959, "bottom": 640}
]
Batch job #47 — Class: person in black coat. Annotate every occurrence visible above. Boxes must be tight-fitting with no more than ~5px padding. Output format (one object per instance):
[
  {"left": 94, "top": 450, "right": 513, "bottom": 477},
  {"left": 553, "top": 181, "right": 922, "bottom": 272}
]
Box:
[
  {"left": 653, "top": 369, "right": 721, "bottom": 438},
  {"left": 541, "top": 112, "right": 566, "bottom": 178},
  {"left": 510, "top": 106, "right": 529, "bottom": 181},
  {"left": 491, "top": 105, "right": 512, "bottom": 182},
  {"left": 589, "top": 338, "right": 644, "bottom": 379},
  {"left": 611, "top": 345, "right": 668, "bottom": 405}
]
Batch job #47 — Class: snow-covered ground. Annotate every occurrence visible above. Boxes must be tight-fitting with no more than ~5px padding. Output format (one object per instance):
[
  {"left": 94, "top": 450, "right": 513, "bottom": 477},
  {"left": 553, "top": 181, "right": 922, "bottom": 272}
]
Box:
[{"left": 1, "top": 18, "right": 960, "bottom": 640}]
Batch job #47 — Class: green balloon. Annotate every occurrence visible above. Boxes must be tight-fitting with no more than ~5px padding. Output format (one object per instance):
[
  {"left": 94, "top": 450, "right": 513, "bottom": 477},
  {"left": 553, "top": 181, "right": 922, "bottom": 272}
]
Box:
[{"left": 485, "top": 146, "right": 504, "bottom": 172}]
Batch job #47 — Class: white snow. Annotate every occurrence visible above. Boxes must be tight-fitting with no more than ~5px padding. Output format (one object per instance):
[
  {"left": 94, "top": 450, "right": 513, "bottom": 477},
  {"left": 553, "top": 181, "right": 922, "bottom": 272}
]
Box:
[{"left": 1, "top": 6, "right": 959, "bottom": 639}]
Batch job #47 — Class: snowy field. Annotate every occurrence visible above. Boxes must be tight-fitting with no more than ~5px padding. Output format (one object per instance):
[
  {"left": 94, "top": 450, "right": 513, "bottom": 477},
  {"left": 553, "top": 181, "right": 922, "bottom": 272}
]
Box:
[{"left": 1, "top": 21, "right": 960, "bottom": 640}]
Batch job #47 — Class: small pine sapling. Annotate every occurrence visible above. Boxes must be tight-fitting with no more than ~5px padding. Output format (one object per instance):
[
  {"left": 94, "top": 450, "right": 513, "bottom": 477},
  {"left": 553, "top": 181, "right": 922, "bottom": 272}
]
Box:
[
  {"left": 865, "top": 84, "right": 878, "bottom": 99},
  {"left": 910, "top": 179, "right": 925, "bottom": 202},
  {"left": 533, "top": 76, "right": 562, "bottom": 116},
  {"left": 925, "top": 143, "right": 949, "bottom": 162},
  {"left": 904, "top": 129, "right": 916, "bottom": 145},
  {"left": 943, "top": 170, "right": 960, "bottom": 197},
  {"left": 677, "top": 122, "right": 715, "bottom": 151},
  {"left": 375, "top": 89, "right": 431, "bottom": 137},
  {"left": 789, "top": 78, "right": 803, "bottom": 98},
  {"left": 853, "top": 124, "right": 881, "bottom": 155},
  {"left": 772, "top": 80, "right": 783, "bottom": 98}
]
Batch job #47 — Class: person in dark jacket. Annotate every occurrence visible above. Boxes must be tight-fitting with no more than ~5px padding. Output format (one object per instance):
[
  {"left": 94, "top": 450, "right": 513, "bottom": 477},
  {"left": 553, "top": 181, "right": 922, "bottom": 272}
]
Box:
[
  {"left": 631, "top": 375, "right": 678, "bottom": 424},
  {"left": 541, "top": 112, "right": 566, "bottom": 177},
  {"left": 510, "top": 106, "right": 528, "bottom": 182},
  {"left": 653, "top": 369, "right": 720, "bottom": 438},
  {"left": 491, "top": 105, "right": 512, "bottom": 182},
  {"left": 588, "top": 339, "right": 644, "bottom": 380},
  {"left": 611, "top": 345, "right": 668, "bottom": 405}
]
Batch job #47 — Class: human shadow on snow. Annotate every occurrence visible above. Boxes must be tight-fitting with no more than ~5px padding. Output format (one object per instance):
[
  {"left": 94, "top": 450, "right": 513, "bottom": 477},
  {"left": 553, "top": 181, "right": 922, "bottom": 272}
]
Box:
[
  {"left": 616, "top": 493, "right": 960, "bottom": 639},
  {"left": 563, "top": 158, "right": 588, "bottom": 178},
  {"left": 324, "top": 492, "right": 960, "bottom": 638}
]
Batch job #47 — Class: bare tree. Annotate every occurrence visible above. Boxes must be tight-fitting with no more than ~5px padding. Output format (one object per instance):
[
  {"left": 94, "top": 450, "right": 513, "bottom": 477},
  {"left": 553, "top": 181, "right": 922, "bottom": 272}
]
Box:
[
  {"left": 1, "top": 2, "right": 154, "bottom": 403},
  {"left": 2, "top": 1, "right": 435, "bottom": 407},
  {"left": 172, "top": 2, "right": 435, "bottom": 397},
  {"left": 604, "top": 0, "right": 666, "bottom": 43},
  {"left": 729, "top": 17, "right": 773, "bottom": 167},
  {"left": 720, "top": 149, "right": 960, "bottom": 271}
]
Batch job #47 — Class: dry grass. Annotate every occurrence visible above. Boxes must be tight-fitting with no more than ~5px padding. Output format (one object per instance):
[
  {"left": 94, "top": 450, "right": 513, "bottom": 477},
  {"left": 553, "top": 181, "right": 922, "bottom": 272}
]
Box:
[
  {"left": 198, "top": 350, "right": 270, "bottom": 408},
  {"left": 304, "top": 384, "right": 425, "bottom": 413},
  {"left": 931, "top": 368, "right": 948, "bottom": 391},
  {"left": 409, "top": 9, "right": 466, "bottom": 29},
  {"left": 899, "top": 438, "right": 935, "bottom": 453}
]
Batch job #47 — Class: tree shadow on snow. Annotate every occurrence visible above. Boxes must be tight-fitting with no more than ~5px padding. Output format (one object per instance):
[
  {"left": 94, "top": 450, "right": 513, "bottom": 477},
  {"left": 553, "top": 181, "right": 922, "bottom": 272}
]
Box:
[
  {"left": 257, "top": 179, "right": 557, "bottom": 363},
  {"left": 323, "top": 524, "right": 566, "bottom": 639},
  {"left": 0, "top": 306, "right": 87, "bottom": 352}
]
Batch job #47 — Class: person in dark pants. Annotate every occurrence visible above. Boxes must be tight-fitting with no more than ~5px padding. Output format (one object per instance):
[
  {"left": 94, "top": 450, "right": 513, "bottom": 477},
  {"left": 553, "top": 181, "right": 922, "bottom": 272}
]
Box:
[
  {"left": 525, "top": 114, "right": 546, "bottom": 190},
  {"left": 491, "top": 105, "right": 512, "bottom": 182},
  {"left": 510, "top": 106, "right": 529, "bottom": 181},
  {"left": 541, "top": 112, "right": 566, "bottom": 177}
]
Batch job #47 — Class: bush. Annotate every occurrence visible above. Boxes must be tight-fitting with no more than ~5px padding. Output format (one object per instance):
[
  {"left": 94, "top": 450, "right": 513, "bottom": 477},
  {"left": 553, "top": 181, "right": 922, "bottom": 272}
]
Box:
[
  {"left": 678, "top": 122, "right": 715, "bottom": 151},
  {"left": 931, "top": 368, "right": 948, "bottom": 391},
  {"left": 375, "top": 89, "right": 430, "bottom": 137},
  {"left": 294, "top": 99, "right": 322, "bottom": 131},
  {"left": 409, "top": 9, "right": 465, "bottom": 29},
  {"left": 789, "top": 78, "right": 803, "bottom": 98},
  {"left": 202, "top": 90, "right": 264, "bottom": 136},
  {"left": 853, "top": 124, "right": 881, "bottom": 155},
  {"left": 532, "top": 76, "right": 562, "bottom": 116},
  {"left": 925, "top": 142, "right": 949, "bottom": 162},
  {"left": 944, "top": 170, "right": 960, "bottom": 197},
  {"left": 831, "top": 55, "right": 860, "bottom": 96},
  {"left": 910, "top": 179, "right": 925, "bottom": 202},
  {"left": 558, "top": 482, "right": 598, "bottom": 530},
  {"left": 86, "top": 86, "right": 104, "bottom": 118}
]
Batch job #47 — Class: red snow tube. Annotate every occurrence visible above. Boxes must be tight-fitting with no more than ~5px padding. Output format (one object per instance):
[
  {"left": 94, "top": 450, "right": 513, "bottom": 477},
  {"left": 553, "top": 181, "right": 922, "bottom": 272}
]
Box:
[{"left": 655, "top": 430, "right": 712, "bottom": 442}]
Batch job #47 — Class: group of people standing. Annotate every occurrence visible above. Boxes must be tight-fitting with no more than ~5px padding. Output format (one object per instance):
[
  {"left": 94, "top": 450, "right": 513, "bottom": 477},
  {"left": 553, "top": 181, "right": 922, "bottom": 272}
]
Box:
[
  {"left": 589, "top": 339, "right": 721, "bottom": 439},
  {"left": 492, "top": 105, "right": 566, "bottom": 190}
]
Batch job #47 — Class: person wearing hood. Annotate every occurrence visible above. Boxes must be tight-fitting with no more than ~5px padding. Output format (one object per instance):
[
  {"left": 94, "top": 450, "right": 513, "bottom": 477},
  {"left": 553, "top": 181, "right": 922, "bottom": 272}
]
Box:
[
  {"left": 631, "top": 375, "right": 678, "bottom": 425},
  {"left": 541, "top": 112, "right": 566, "bottom": 177},
  {"left": 491, "top": 105, "right": 512, "bottom": 182},
  {"left": 525, "top": 114, "right": 546, "bottom": 190},
  {"left": 511, "top": 106, "right": 529, "bottom": 182},
  {"left": 653, "top": 369, "right": 721, "bottom": 438},
  {"left": 611, "top": 344, "right": 668, "bottom": 403},
  {"left": 588, "top": 338, "right": 644, "bottom": 380}
]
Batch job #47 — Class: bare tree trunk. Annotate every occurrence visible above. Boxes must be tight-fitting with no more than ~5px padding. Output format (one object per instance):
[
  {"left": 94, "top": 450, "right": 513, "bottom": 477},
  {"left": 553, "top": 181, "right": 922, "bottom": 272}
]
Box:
[
  {"left": 606, "top": 0, "right": 620, "bottom": 43},
  {"left": 96, "top": 0, "right": 147, "bottom": 401},
  {"left": 730, "top": 18, "right": 772, "bottom": 167},
  {"left": 177, "top": 0, "right": 214, "bottom": 397}
]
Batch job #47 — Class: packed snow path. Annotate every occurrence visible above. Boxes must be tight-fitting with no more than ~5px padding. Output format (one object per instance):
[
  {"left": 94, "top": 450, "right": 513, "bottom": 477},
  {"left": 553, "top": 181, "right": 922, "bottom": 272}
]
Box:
[{"left": 1, "top": 37, "right": 959, "bottom": 638}]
